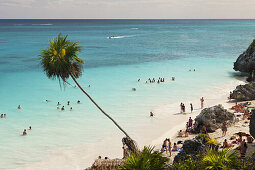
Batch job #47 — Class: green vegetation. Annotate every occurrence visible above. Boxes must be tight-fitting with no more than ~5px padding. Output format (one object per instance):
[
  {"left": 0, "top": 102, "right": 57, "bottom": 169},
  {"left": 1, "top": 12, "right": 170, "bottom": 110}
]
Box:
[{"left": 120, "top": 146, "right": 169, "bottom": 170}]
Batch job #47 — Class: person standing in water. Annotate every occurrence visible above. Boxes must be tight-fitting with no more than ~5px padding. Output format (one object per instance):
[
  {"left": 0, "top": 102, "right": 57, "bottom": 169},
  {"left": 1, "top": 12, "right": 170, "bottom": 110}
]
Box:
[
  {"left": 18, "top": 105, "right": 21, "bottom": 109},
  {"left": 23, "top": 129, "right": 27, "bottom": 136}
]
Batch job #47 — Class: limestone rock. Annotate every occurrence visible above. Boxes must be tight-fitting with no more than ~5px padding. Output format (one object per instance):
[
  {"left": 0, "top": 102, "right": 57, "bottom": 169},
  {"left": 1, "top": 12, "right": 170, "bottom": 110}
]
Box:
[
  {"left": 250, "top": 110, "right": 255, "bottom": 139},
  {"left": 193, "top": 105, "right": 236, "bottom": 133},
  {"left": 231, "top": 83, "right": 255, "bottom": 101},
  {"left": 234, "top": 39, "right": 255, "bottom": 75}
]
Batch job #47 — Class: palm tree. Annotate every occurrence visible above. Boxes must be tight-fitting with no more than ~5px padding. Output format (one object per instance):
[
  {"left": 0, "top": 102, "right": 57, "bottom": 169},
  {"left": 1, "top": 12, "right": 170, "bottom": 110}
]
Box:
[{"left": 39, "top": 34, "right": 138, "bottom": 153}]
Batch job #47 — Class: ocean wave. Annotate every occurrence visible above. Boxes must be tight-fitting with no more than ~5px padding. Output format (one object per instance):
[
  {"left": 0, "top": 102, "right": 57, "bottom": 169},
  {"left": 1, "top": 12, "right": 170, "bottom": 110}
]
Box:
[
  {"left": 131, "top": 28, "right": 139, "bottom": 30},
  {"left": 31, "top": 24, "right": 53, "bottom": 26}
]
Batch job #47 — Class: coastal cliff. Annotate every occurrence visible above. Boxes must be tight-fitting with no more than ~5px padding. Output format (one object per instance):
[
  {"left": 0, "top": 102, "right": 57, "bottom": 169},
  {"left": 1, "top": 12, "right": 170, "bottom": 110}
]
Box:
[{"left": 234, "top": 39, "right": 255, "bottom": 81}]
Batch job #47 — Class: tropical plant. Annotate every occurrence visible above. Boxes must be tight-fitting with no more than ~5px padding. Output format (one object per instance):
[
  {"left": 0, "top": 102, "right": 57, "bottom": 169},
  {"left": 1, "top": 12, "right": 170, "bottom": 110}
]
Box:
[
  {"left": 39, "top": 34, "right": 138, "bottom": 153},
  {"left": 201, "top": 149, "right": 241, "bottom": 169},
  {"left": 170, "top": 155, "right": 201, "bottom": 170},
  {"left": 120, "top": 146, "right": 169, "bottom": 170}
]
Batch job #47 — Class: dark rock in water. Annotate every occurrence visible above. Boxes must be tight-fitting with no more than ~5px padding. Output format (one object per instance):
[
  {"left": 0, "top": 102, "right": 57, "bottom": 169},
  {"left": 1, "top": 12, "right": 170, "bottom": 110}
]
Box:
[
  {"left": 250, "top": 110, "right": 255, "bottom": 139},
  {"left": 192, "top": 105, "right": 236, "bottom": 133},
  {"left": 174, "top": 135, "right": 209, "bottom": 163},
  {"left": 231, "top": 83, "right": 255, "bottom": 101},
  {"left": 234, "top": 39, "right": 255, "bottom": 79}
]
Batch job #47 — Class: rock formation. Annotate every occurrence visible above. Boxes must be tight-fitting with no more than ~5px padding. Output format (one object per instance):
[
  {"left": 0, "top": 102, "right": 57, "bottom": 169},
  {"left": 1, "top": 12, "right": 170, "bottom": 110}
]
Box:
[
  {"left": 234, "top": 39, "right": 255, "bottom": 81},
  {"left": 174, "top": 135, "right": 209, "bottom": 163},
  {"left": 192, "top": 105, "right": 236, "bottom": 133},
  {"left": 250, "top": 110, "right": 255, "bottom": 139},
  {"left": 231, "top": 83, "right": 255, "bottom": 101}
]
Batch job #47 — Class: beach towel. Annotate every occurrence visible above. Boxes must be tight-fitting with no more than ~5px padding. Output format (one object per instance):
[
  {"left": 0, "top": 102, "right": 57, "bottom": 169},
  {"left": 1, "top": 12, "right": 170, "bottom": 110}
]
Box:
[{"left": 171, "top": 148, "right": 181, "bottom": 152}]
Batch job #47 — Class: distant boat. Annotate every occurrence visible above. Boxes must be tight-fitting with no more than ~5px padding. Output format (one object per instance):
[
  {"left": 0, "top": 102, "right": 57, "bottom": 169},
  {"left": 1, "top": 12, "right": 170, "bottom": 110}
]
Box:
[{"left": 108, "top": 36, "right": 115, "bottom": 39}]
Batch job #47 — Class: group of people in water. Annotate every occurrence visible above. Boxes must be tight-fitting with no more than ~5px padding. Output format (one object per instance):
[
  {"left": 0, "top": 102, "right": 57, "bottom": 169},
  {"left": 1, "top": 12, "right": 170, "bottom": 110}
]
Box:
[
  {"left": 56, "top": 100, "right": 81, "bottom": 111},
  {"left": 0, "top": 114, "right": 6, "bottom": 118},
  {"left": 137, "top": 77, "right": 176, "bottom": 84}
]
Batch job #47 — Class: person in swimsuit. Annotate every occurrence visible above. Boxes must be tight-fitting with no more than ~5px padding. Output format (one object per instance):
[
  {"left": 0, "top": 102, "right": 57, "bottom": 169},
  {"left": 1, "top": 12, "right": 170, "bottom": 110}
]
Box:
[
  {"left": 23, "top": 129, "right": 27, "bottom": 136},
  {"left": 61, "top": 106, "right": 65, "bottom": 111},
  {"left": 161, "top": 139, "right": 168, "bottom": 152},
  {"left": 222, "top": 121, "right": 227, "bottom": 137},
  {"left": 167, "top": 139, "right": 172, "bottom": 157}
]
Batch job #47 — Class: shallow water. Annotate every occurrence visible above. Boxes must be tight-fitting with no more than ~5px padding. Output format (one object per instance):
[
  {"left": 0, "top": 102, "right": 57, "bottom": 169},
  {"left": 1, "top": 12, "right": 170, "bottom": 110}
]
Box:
[{"left": 0, "top": 19, "right": 254, "bottom": 169}]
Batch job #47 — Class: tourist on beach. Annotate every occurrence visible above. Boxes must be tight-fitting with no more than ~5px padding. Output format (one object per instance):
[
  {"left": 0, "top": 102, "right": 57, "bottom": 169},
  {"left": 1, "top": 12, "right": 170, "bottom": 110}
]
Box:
[
  {"left": 200, "top": 97, "right": 204, "bottom": 109},
  {"left": 18, "top": 105, "right": 21, "bottom": 109},
  {"left": 23, "top": 129, "right": 27, "bottom": 136},
  {"left": 186, "top": 122, "right": 189, "bottom": 130},
  {"left": 223, "top": 139, "right": 232, "bottom": 148},
  {"left": 61, "top": 106, "right": 65, "bottom": 111},
  {"left": 182, "top": 104, "right": 186, "bottom": 113},
  {"left": 221, "top": 121, "right": 227, "bottom": 136},
  {"left": 185, "top": 130, "right": 189, "bottom": 137},
  {"left": 240, "top": 139, "right": 248, "bottom": 158},
  {"left": 3, "top": 114, "right": 6, "bottom": 118},
  {"left": 57, "top": 102, "right": 60, "bottom": 106},
  {"left": 246, "top": 135, "right": 254, "bottom": 143},
  {"left": 201, "top": 125, "right": 207, "bottom": 134},
  {"left": 190, "top": 103, "right": 193, "bottom": 113},
  {"left": 173, "top": 143, "right": 178, "bottom": 151},
  {"left": 67, "top": 101, "right": 70, "bottom": 105},
  {"left": 77, "top": 100, "right": 80, "bottom": 104},
  {"left": 188, "top": 117, "right": 193, "bottom": 127},
  {"left": 178, "top": 130, "right": 183, "bottom": 137},
  {"left": 180, "top": 103, "right": 183, "bottom": 113},
  {"left": 162, "top": 138, "right": 168, "bottom": 152},
  {"left": 167, "top": 139, "right": 171, "bottom": 157},
  {"left": 150, "top": 112, "right": 154, "bottom": 117},
  {"left": 29, "top": 126, "right": 32, "bottom": 130}
]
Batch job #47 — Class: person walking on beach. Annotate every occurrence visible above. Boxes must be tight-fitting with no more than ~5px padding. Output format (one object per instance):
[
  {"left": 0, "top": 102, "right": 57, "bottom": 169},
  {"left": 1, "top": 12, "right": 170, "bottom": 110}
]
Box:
[
  {"left": 200, "top": 97, "right": 204, "bottom": 109},
  {"left": 180, "top": 103, "right": 183, "bottom": 113},
  {"left": 221, "top": 121, "right": 227, "bottom": 136},
  {"left": 162, "top": 138, "right": 168, "bottom": 152},
  {"left": 182, "top": 104, "right": 185, "bottom": 113},
  {"left": 167, "top": 139, "right": 172, "bottom": 157},
  {"left": 150, "top": 112, "right": 154, "bottom": 117},
  {"left": 188, "top": 117, "right": 193, "bottom": 127},
  {"left": 190, "top": 103, "right": 193, "bottom": 113}
]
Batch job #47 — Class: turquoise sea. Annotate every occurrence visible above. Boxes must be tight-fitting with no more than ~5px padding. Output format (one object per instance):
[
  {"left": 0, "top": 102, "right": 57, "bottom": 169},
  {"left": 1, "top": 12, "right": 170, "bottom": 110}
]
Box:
[{"left": 0, "top": 19, "right": 254, "bottom": 169}]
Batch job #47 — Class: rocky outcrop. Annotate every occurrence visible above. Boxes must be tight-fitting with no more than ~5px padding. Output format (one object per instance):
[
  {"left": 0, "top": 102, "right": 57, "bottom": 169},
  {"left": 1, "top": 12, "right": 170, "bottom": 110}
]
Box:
[
  {"left": 234, "top": 39, "right": 255, "bottom": 78},
  {"left": 192, "top": 105, "right": 236, "bottom": 133},
  {"left": 174, "top": 135, "right": 209, "bottom": 163},
  {"left": 250, "top": 110, "right": 255, "bottom": 139},
  {"left": 231, "top": 83, "right": 255, "bottom": 101}
]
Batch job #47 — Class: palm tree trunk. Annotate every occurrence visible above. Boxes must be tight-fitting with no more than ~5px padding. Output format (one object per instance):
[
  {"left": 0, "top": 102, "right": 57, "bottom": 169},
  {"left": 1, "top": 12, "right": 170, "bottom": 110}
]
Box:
[{"left": 69, "top": 73, "right": 131, "bottom": 138}]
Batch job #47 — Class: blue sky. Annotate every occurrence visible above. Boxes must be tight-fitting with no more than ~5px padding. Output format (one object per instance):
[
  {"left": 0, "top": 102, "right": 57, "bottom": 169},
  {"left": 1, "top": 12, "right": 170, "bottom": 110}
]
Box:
[{"left": 0, "top": 0, "right": 255, "bottom": 19}]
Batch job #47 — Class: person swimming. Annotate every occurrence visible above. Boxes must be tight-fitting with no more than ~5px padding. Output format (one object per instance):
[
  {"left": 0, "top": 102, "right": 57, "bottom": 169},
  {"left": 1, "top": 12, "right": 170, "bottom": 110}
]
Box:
[
  {"left": 77, "top": 100, "right": 81, "bottom": 104},
  {"left": 1, "top": 114, "right": 3, "bottom": 118},
  {"left": 67, "top": 101, "right": 70, "bottom": 105},
  {"left": 29, "top": 126, "right": 32, "bottom": 130},
  {"left": 57, "top": 102, "right": 61, "bottom": 106},
  {"left": 18, "top": 105, "right": 21, "bottom": 109},
  {"left": 3, "top": 114, "right": 6, "bottom": 118},
  {"left": 61, "top": 106, "right": 65, "bottom": 111},
  {"left": 70, "top": 107, "right": 73, "bottom": 111},
  {"left": 23, "top": 129, "right": 27, "bottom": 136}
]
